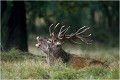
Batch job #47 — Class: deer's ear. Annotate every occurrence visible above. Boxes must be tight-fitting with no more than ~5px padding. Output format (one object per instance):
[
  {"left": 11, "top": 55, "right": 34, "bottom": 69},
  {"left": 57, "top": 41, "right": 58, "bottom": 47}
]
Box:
[
  {"left": 36, "top": 36, "right": 40, "bottom": 40},
  {"left": 55, "top": 41, "right": 61, "bottom": 46}
]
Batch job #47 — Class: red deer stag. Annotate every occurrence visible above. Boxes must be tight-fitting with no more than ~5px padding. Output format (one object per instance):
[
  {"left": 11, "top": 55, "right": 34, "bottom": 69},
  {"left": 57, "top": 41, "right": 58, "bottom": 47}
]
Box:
[{"left": 36, "top": 23, "right": 108, "bottom": 68}]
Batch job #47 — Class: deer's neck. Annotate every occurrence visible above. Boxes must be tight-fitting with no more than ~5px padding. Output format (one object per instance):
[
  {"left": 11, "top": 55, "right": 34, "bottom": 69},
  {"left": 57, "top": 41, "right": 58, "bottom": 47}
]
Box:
[{"left": 53, "top": 48, "right": 70, "bottom": 63}]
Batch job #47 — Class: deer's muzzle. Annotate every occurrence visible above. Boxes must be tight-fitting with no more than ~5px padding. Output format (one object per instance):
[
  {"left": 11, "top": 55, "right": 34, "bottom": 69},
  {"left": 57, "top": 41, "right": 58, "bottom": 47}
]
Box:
[{"left": 35, "top": 43, "right": 41, "bottom": 48}]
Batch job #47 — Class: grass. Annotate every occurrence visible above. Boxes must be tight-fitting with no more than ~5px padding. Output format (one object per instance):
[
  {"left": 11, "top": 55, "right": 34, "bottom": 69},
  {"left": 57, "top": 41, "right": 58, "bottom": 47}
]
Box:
[{"left": 1, "top": 45, "right": 119, "bottom": 79}]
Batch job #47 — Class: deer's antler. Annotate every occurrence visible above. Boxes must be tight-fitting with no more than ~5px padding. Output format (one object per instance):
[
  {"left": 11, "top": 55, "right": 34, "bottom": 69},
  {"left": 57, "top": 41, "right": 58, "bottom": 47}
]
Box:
[
  {"left": 64, "top": 26, "right": 92, "bottom": 44},
  {"left": 49, "top": 23, "right": 60, "bottom": 42},
  {"left": 49, "top": 24, "right": 53, "bottom": 36},
  {"left": 49, "top": 23, "right": 92, "bottom": 44}
]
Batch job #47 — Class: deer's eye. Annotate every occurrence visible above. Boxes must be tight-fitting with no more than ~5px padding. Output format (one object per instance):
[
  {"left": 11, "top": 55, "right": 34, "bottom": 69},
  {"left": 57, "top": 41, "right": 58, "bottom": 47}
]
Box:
[{"left": 47, "top": 39, "right": 52, "bottom": 43}]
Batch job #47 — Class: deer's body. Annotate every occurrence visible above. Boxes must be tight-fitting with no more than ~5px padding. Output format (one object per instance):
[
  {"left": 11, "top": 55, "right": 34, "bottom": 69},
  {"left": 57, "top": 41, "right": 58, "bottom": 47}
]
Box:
[
  {"left": 68, "top": 54, "right": 106, "bottom": 68},
  {"left": 47, "top": 46, "right": 107, "bottom": 68},
  {"left": 36, "top": 23, "right": 108, "bottom": 68}
]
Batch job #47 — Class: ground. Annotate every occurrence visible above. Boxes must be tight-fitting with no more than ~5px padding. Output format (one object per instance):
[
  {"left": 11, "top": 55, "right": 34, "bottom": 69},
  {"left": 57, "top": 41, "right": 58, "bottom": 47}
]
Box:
[{"left": 1, "top": 41, "right": 119, "bottom": 79}]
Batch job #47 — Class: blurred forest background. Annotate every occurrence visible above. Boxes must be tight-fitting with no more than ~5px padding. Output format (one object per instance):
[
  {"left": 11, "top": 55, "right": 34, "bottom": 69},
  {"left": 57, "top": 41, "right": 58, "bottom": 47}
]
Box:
[
  {"left": 1, "top": 1, "right": 119, "bottom": 79},
  {"left": 1, "top": 1, "right": 119, "bottom": 52}
]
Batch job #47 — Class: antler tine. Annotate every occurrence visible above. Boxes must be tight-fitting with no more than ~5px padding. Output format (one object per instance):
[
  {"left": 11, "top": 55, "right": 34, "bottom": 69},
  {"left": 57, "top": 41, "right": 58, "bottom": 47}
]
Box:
[
  {"left": 85, "top": 34, "right": 91, "bottom": 37},
  {"left": 62, "top": 26, "right": 70, "bottom": 37},
  {"left": 58, "top": 25, "right": 65, "bottom": 39},
  {"left": 77, "top": 26, "right": 90, "bottom": 35},
  {"left": 61, "top": 26, "right": 70, "bottom": 34},
  {"left": 67, "top": 26, "right": 87, "bottom": 38},
  {"left": 73, "top": 26, "right": 87, "bottom": 35},
  {"left": 58, "top": 26, "right": 70, "bottom": 39},
  {"left": 49, "top": 24, "right": 53, "bottom": 36},
  {"left": 76, "top": 36, "right": 92, "bottom": 44},
  {"left": 53, "top": 23, "right": 60, "bottom": 34}
]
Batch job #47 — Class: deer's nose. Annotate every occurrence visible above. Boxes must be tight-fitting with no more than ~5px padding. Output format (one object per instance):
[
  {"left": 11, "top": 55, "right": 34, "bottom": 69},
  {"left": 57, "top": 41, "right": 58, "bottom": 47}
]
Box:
[{"left": 35, "top": 43, "right": 41, "bottom": 47}]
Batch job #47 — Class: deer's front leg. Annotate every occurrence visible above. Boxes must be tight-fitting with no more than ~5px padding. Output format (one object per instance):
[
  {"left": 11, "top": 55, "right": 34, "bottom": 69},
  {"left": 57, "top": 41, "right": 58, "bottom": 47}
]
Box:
[
  {"left": 46, "top": 55, "right": 51, "bottom": 66},
  {"left": 46, "top": 53, "right": 55, "bottom": 66}
]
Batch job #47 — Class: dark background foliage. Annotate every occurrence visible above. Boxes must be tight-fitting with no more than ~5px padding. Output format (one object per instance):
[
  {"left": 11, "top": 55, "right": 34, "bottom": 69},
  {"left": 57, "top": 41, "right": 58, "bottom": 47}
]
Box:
[{"left": 1, "top": 1, "right": 119, "bottom": 52}]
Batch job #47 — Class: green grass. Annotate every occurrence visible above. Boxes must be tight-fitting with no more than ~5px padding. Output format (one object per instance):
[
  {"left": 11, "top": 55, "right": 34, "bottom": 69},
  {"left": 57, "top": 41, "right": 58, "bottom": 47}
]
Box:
[{"left": 1, "top": 47, "right": 119, "bottom": 79}]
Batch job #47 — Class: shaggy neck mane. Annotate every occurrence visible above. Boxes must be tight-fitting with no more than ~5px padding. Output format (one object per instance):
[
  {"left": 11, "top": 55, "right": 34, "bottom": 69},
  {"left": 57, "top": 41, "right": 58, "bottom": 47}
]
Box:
[{"left": 52, "top": 47, "right": 70, "bottom": 63}]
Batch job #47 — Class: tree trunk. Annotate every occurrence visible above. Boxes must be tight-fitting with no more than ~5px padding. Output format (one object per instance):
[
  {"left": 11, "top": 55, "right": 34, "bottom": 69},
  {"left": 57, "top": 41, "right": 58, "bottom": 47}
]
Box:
[{"left": 2, "top": 1, "right": 28, "bottom": 52}]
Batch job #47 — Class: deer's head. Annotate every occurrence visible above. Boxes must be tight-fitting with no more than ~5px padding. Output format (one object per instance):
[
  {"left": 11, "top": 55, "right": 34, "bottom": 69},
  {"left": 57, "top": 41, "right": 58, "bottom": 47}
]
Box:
[
  {"left": 35, "top": 36, "right": 62, "bottom": 55},
  {"left": 36, "top": 23, "right": 92, "bottom": 55}
]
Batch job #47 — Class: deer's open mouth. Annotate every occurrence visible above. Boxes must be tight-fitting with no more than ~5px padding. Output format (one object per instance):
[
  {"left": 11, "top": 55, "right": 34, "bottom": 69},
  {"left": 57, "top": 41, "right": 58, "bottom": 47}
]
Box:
[
  {"left": 35, "top": 43, "right": 41, "bottom": 48},
  {"left": 35, "top": 36, "right": 44, "bottom": 48}
]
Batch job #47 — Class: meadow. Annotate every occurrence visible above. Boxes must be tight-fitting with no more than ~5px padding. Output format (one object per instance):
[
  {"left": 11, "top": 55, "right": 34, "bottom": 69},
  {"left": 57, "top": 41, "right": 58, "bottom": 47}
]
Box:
[
  {"left": 1, "top": 1, "right": 119, "bottom": 79},
  {"left": 1, "top": 39, "right": 119, "bottom": 79}
]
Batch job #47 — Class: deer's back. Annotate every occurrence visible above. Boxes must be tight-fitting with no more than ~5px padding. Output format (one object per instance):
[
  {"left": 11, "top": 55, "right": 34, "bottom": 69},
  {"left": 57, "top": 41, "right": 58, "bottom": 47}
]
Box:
[{"left": 68, "top": 54, "right": 107, "bottom": 68}]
